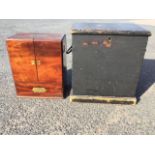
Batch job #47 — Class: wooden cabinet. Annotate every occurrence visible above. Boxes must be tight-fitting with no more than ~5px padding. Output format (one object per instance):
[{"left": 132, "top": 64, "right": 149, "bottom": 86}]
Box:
[{"left": 6, "top": 33, "right": 66, "bottom": 97}]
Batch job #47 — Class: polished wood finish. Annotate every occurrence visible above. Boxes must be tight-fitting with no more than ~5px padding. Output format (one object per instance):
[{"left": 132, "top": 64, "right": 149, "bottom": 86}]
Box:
[
  {"left": 34, "top": 34, "right": 63, "bottom": 83},
  {"left": 15, "top": 82, "right": 63, "bottom": 97},
  {"left": 6, "top": 33, "right": 66, "bottom": 98},
  {"left": 6, "top": 34, "right": 38, "bottom": 82}
]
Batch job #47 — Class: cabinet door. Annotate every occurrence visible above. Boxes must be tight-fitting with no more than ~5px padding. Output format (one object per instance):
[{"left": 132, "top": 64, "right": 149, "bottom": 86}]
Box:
[
  {"left": 34, "top": 40, "right": 63, "bottom": 86},
  {"left": 6, "top": 39, "right": 38, "bottom": 82}
]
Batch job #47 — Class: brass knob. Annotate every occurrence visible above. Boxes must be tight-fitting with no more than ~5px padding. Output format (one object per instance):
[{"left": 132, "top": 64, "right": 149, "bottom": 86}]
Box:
[{"left": 31, "top": 60, "right": 35, "bottom": 65}]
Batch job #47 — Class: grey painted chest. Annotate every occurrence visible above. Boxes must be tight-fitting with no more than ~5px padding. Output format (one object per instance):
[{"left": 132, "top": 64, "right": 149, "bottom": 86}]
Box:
[{"left": 71, "top": 23, "right": 151, "bottom": 104}]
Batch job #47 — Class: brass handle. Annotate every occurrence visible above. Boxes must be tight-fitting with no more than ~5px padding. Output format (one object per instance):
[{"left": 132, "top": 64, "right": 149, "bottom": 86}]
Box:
[{"left": 32, "top": 87, "right": 47, "bottom": 93}]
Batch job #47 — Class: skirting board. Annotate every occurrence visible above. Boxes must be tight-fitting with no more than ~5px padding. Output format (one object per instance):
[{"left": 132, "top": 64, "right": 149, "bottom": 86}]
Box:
[{"left": 70, "top": 95, "right": 137, "bottom": 105}]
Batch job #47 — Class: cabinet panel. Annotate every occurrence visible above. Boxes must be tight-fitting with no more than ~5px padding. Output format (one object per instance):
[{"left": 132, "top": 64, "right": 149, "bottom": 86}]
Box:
[
  {"left": 6, "top": 39, "right": 38, "bottom": 82},
  {"left": 34, "top": 40, "right": 63, "bottom": 85}
]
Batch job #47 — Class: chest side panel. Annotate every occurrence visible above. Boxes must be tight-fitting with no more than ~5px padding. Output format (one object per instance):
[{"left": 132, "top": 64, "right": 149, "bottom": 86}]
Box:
[
  {"left": 34, "top": 40, "right": 63, "bottom": 93},
  {"left": 72, "top": 34, "right": 148, "bottom": 97},
  {"left": 6, "top": 39, "right": 38, "bottom": 82}
]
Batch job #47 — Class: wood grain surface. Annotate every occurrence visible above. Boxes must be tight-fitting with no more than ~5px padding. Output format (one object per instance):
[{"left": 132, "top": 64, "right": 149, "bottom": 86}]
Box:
[
  {"left": 15, "top": 82, "right": 63, "bottom": 97},
  {"left": 6, "top": 33, "right": 66, "bottom": 97},
  {"left": 6, "top": 36, "right": 38, "bottom": 82}
]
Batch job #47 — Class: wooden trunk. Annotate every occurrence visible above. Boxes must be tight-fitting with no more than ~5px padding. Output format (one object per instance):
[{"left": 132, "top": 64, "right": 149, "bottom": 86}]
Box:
[
  {"left": 71, "top": 23, "right": 151, "bottom": 104},
  {"left": 6, "top": 33, "right": 66, "bottom": 98}
]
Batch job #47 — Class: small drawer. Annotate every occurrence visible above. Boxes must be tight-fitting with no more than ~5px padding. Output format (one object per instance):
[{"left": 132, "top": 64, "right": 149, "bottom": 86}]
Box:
[{"left": 15, "top": 82, "right": 63, "bottom": 98}]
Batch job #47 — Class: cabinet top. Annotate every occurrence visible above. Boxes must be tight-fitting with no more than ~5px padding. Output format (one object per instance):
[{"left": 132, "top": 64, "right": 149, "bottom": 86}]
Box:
[
  {"left": 72, "top": 23, "right": 151, "bottom": 36},
  {"left": 7, "top": 33, "right": 65, "bottom": 41}
]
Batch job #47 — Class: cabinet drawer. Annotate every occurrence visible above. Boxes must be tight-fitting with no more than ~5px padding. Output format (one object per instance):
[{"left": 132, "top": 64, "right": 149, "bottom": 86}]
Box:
[{"left": 15, "top": 82, "right": 63, "bottom": 98}]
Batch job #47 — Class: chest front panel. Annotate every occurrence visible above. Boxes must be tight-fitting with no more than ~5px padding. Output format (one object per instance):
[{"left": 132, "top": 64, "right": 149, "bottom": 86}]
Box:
[
  {"left": 7, "top": 39, "right": 38, "bottom": 82},
  {"left": 72, "top": 34, "right": 148, "bottom": 97}
]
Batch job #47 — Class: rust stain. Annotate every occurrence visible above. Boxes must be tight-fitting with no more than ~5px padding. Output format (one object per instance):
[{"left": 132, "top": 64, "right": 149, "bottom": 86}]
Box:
[
  {"left": 91, "top": 41, "right": 98, "bottom": 45},
  {"left": 82, "top": 42, "right": 88, "bottom": 46},
  {"left": 103, "top": 38, "right": 112, "bottom": 48}
]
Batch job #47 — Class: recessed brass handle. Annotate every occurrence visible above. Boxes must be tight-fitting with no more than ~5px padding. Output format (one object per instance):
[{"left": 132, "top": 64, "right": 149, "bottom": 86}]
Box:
[{"left": 32, "top": 87, "right": 47, "bottom": 93}]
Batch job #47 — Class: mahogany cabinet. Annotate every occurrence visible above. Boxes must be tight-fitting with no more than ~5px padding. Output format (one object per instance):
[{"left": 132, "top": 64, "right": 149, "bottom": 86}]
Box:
[{"left": 6, "top": 33, "right": 66, "bottom": 98}]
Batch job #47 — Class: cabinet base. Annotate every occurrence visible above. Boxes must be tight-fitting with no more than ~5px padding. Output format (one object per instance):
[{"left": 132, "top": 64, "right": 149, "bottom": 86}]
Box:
[{"left": 70, "top": 95, "right": 137, "bottom": 105}]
